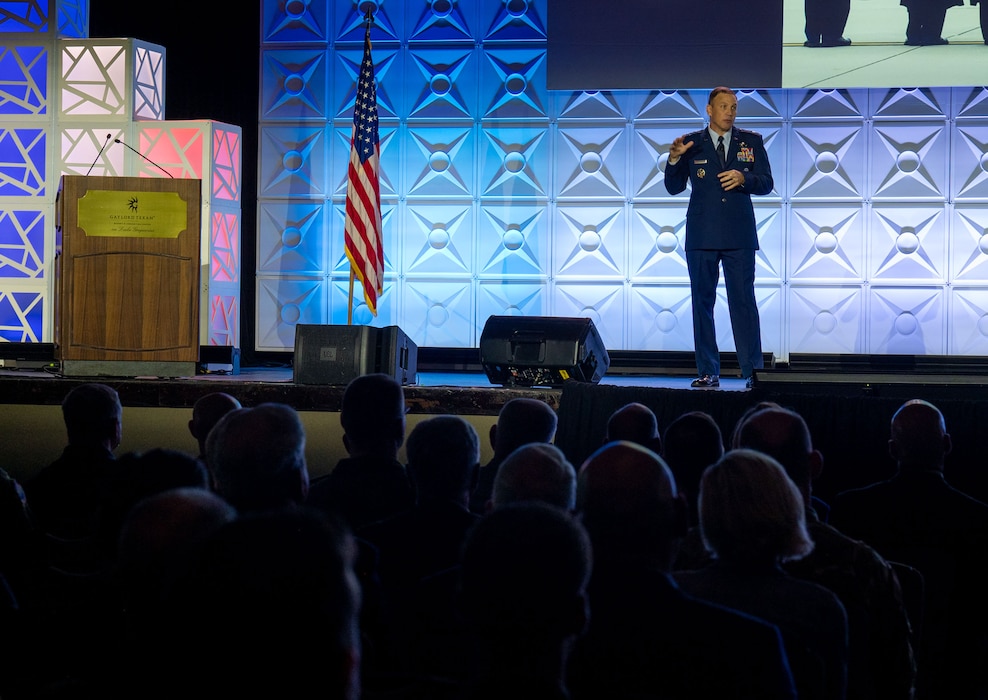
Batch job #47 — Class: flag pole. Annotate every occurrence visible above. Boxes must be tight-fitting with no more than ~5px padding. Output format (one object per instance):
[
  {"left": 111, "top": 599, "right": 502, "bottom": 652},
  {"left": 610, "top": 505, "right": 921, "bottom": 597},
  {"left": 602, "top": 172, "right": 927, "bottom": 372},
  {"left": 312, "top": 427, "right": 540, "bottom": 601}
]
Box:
[{"left": 348, "top": 270, "right": 355, "bottom": 325}]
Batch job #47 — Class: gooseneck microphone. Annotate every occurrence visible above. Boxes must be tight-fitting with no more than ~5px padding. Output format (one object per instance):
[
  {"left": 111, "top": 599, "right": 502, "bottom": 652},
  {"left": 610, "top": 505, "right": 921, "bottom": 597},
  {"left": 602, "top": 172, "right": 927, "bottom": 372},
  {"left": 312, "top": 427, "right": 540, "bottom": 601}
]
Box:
[
  {"left": 113, "top": 138, "right": 175, "bottom": 178},
  {"left": 85, "top": 133, "right": 112, "bottom": 176}
]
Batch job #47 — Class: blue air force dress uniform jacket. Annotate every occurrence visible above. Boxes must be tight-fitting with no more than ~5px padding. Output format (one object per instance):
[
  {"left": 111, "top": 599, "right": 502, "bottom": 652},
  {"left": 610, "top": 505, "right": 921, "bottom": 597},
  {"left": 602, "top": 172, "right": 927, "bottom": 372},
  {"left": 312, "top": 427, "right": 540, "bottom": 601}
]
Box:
[{"left": 663, "top": 126, "right": 773, "bottom": 251}]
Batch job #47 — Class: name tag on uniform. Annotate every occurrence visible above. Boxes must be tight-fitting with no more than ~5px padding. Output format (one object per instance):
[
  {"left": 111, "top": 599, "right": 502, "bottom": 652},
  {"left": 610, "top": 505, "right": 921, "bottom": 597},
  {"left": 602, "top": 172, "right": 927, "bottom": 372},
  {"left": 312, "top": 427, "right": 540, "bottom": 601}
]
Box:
[{"left": 693, "top": 159, "right": 708, "bottom": 165}]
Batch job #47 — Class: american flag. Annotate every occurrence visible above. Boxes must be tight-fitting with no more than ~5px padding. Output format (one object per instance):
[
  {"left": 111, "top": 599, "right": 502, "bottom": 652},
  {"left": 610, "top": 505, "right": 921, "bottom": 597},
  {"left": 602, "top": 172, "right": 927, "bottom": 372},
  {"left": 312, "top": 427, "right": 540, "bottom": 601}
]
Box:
[{"left": 344, "top": 17, "right": 384, "bottom": 316}]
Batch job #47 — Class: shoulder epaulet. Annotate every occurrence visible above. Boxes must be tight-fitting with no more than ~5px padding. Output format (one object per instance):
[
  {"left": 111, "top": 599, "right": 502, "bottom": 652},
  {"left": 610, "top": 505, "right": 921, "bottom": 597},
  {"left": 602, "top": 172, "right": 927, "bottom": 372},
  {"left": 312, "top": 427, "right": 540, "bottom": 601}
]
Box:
[{"left": 736, "top": 127, "right": 761, "bottom": 136}]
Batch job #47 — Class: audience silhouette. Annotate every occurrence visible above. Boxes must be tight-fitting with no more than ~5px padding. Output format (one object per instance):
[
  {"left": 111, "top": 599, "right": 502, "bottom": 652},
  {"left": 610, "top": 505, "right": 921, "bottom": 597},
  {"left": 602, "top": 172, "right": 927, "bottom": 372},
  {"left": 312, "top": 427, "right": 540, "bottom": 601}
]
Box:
[
  {"left": 604, "top": 401, "right": 663, "bottom": 454},
  {"left": 457, "top": 501, "right": 591, "bottom": 700},
  {"left": 674, "top": 448, "right": 849, "bottom": 700},
  {"left": 662, "top": 409, "right": 724, "bottom": 528},
  {"left": 158, "top": 506, "right": 362, "bottom": 700},
  {"left": 205, "top": 402, "right": 310, "bottom": 513},
  {"left": 830, "top": 398, "right": 988, "bottom": 699},
  {"left": 15, "top": 375, "right": 984, "bottom": 700},
  {"left": 490, "top": 442, "right": 577, "bottom": 512},
  {"left": 468, "top": 397, "right": 557, "bottom": 513},
  {"left": 187, "top": 391, "right": 241, "bottom": 467},
  {"left": 733, "top": 404, "right": 916, "bottom": 700},
  {"left": 357, "top": 414, "right": 481, "bottom": 692},
  {"left": 25, "top": 382, "right": 123, "bottom": 547},
  {"left": 307, "top": 373, "right": 415, "bottom": 530},
  {"left": 569, "top": 440, "right": 798, "bottom": 699}
]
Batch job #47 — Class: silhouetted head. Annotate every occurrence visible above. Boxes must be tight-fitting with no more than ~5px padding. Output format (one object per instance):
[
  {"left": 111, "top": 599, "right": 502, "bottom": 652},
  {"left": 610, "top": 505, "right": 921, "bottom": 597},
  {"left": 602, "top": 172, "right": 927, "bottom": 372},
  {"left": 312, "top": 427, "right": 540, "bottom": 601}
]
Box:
[
  {"left": 492, "top": 443, "right": 577, "bottom": 512},
  {"left": 406, "top": 414, "right": 480, "bottom": 502},
  {"left": 698, "top": 448, "right": 813, "bottom": 566},
  {"left": 606, "top": 402, "right": 662, "bottom": 455},
  {"left": 889, "top": 399, "right": 951, "bottom": 472}
]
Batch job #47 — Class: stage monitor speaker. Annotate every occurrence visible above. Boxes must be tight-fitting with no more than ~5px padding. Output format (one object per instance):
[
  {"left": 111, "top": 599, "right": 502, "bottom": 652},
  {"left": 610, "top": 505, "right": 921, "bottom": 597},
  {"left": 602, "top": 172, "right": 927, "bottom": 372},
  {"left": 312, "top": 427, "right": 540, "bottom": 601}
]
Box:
[
  {"left": 479, "top": 315, "right": 609, "bottom": 387},
  {"left": 293, "top": 324, "right": 418, "bottom": 386}
]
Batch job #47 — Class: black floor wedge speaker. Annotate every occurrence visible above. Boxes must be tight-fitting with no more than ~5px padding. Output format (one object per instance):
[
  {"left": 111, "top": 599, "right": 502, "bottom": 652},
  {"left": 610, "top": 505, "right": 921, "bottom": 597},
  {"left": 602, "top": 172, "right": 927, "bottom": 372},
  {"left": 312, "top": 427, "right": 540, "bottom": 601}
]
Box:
[
  {"left": 479, "top": 315, "right": 609, "bottom": 387},
  {"left": 293, "top": 324, "right": 417, "bottom": 385}
]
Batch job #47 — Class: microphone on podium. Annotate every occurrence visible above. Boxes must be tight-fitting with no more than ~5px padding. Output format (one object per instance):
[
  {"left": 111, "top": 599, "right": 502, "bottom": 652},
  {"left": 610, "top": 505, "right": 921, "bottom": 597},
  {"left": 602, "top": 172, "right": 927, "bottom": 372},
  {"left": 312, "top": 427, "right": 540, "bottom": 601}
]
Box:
[
  {"left": 113, "top": 138, "right": 175, "bottom": 178},
  {"left": 85, "top": 133, "right": 113, "bottom": 176}
]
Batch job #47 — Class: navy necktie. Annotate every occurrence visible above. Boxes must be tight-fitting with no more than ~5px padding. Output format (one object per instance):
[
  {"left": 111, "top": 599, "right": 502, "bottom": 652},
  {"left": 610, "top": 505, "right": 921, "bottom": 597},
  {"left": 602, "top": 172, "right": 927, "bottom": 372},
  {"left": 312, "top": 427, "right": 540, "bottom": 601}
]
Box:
[{"left": 717, "top": 135, "right": 726, "bottom": 168}]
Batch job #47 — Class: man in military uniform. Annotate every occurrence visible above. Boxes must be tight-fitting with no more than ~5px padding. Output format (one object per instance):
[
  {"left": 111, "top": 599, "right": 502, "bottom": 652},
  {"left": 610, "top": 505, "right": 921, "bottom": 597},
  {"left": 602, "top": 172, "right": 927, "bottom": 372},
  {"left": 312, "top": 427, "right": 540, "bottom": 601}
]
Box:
[{"left": 664, "top": 86, "right": 774, "bottom": 389}]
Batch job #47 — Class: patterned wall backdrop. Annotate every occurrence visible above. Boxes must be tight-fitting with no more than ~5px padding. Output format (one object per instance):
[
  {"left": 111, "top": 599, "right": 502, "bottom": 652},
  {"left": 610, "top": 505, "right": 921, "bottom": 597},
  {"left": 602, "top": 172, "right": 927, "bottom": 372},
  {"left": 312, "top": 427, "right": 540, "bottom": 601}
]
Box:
[{"left": 255, "top": 0, "right": 988, "bottom": 361}]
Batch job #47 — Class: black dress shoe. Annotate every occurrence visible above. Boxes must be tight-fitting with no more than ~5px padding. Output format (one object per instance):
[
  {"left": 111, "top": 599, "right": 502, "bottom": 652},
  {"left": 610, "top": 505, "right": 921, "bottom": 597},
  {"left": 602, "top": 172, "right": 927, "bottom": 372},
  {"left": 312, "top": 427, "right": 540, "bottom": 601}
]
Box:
[
  {"left": 820, "top": 37, "right": 852, "bottom": 47},
  {"left": 691, "top": 375, "right": 720, "bottom": 388},
  {"left": 803, "top": 40, "right": 822, "bottom": 47}
]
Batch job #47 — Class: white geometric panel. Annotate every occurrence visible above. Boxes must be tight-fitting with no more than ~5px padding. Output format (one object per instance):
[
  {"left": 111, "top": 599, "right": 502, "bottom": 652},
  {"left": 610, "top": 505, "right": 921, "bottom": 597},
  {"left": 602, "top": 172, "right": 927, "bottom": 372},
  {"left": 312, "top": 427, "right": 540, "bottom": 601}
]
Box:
[
  {"left": 262, "top": 0, "right": 329, "bottom": 44},
  {"left": 553, "top": 91, "right": 626, "bottom": 121},
  {"left": 629, "top": 204, "right": 688, "bottom": 281},
  {"left": 951, "top": 206, "right": 988, "bottom": 282},
  {"left": 258, "top": 124, "right": 328, "bottom": 197},
  {"left": 790, "top": 89, "right": 867, "bottom": 121},
  {"left": 870, "top": 122, "right": 949, "bottom": 200},
  {"left": 552, "top": 203, "right": 625, "bottom": 279},
  {"left": 401, "top": 278, "right": 475, "bottom": 348},
  {"left": 789, "top": 123, "right": 866, "bottom": 199},
  {"left": 788, "top": 205, "right": 866, "bottom": 282},
  {"left": 477, "top": 201, "right": 548, "bottom": 277},
  {"left": 59, "top": 126, "right": 124, "bottom": 176},
  {"left": 478, "top": 124, "right": 548, "bottom": 197},
  {"left": 754, "top": 204, "right": 784, "bottom": 284},
  {"left": 949, "top": 288, "right": 988, "bottom": 355},
  {"left": 476, "top": 280, "right": 549, "bottom": 336},
  {"left": 480, "top": 0, "right": 546, "bottom": 42},
  {"left": 554, "top": 124, "right": 627, "bottom": 199},
  {"left": 951, "top": 123, "right": 988, "bottom": 200},
  {"left": 255, "top": 275, "right": 328, "bottom": 351},
  {"left": 787, "top": 285, "right": 866, "bottom": 355},
  {"left": 953, "top": 87, "right": 988, "bottom": 119},
  {"left": 260, "top": 49, "right": 329, "bottom": 121},
  {"left": 405, "top": 46, "right": 478, "bottom": 120},
  {"left": 59, "top": 39, "right": 164, "bottom": 121},
  {"left": 757, "top": 285, "right": 784, "bottom": 363},
  {"left": 870, "top": 87, "right": 950, "bottom": 120},
  {"left": 627, "top": 283, "right": 695, "bottom": 351},
  {"left": 329, "top": 276, "right": 398, "bottom": 327},
  {"left": 257, "top": 200, "right": 329, "bottom": 275},
  {"left": 868, "top": 286, "right": 946, "bottom": 355},
  {"left": 403, "top": 124, "right": 476, "bottom": 198},
  {"left": 869, "top": 204, "right": 947, "bottom": 283},
  {"left": 631, "top": 91, "right": 704, "bottom": 121},
  {"left": 479, "top": 46, "right": 548, "bottom": 119},
  {"left": 630, "top": 125, "right": 686, "bottom": 199},
  {"left": 735, "top": 89, "right": 785, "bottom": 120},
  {"left": 407, "top": 0, "right": 478, "bottom": 42},
  {"left": 403, "top": 202, "right": 475, "bottom": 276},
  {"left": 550, "top": 282, "right": 624, "bottom": 352}
]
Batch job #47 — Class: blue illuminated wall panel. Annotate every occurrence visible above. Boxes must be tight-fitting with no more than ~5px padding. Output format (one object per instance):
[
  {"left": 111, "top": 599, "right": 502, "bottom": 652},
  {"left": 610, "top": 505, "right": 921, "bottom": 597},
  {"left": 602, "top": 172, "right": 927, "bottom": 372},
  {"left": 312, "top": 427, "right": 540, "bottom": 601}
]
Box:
[{"left": 254, "top": 0, "right": 988, "bottom": 362}]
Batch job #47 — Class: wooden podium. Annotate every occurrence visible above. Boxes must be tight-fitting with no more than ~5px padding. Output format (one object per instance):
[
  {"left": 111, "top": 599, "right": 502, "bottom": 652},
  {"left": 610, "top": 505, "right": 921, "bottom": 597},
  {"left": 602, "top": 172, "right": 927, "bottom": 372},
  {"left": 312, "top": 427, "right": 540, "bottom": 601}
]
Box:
[{"left": 55, "top": 175, "right": 202, "bottom": 377}]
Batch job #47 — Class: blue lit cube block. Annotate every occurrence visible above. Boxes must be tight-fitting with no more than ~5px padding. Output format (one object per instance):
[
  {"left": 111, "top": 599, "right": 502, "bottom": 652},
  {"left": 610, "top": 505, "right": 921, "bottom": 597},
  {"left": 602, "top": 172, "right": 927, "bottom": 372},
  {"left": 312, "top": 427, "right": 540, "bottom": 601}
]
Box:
[
  {"left": 0, "top": 0, "right": 87, "bottom": 37},
  {"left": 0, "top": 39, "right": 50, "bottom": 117}
]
